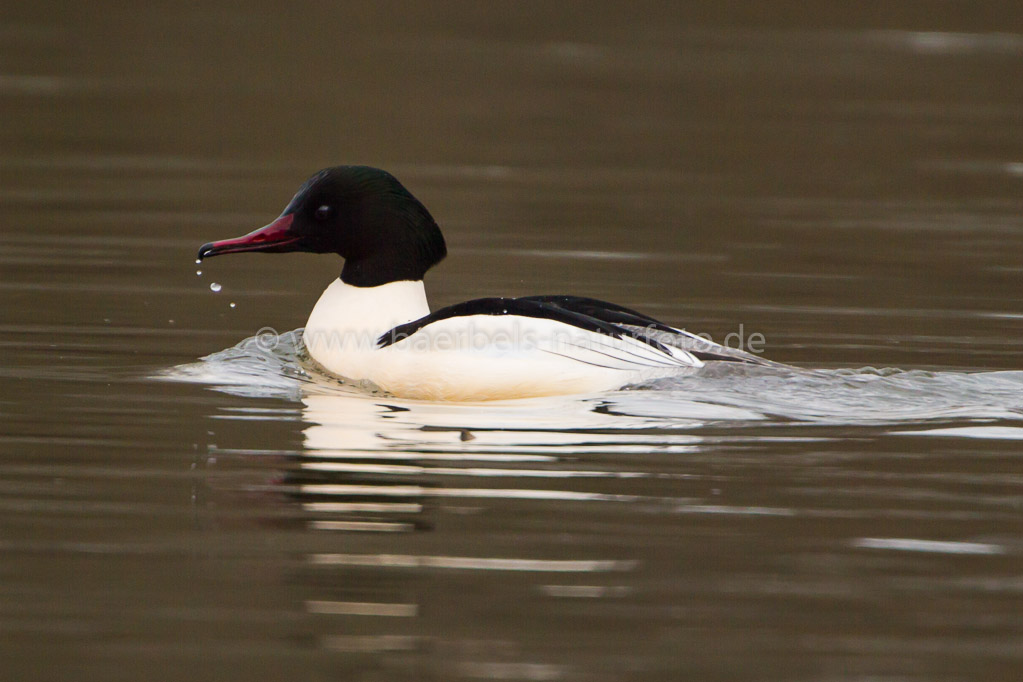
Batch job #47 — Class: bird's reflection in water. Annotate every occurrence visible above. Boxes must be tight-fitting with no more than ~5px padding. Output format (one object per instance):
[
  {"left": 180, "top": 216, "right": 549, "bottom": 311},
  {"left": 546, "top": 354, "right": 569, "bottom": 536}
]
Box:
[
  {"left": 191, "top": 351, "right": 1023, "bottom": 675},
  {"left": 292, "top": 390, "right": 720, "bottom": 536},
  {"left": 258, "top": 389, "right": 716, "bottom": 669}
]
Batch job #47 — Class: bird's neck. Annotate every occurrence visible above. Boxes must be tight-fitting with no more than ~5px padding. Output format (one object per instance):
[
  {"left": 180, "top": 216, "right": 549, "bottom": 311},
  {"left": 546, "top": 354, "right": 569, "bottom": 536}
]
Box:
[{"left": 304, "top": 279, "right": 431, "bottom": 344}]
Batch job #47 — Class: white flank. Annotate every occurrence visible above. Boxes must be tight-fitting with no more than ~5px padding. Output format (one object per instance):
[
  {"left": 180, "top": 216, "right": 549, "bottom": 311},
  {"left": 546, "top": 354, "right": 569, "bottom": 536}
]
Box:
[{"left": 303, "top": 278, "right": 700, "bottom": 401}]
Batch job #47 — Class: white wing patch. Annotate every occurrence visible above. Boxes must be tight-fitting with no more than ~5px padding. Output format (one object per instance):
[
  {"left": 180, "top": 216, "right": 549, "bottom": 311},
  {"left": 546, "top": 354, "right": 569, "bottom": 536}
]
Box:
[
  {"left": 367, "top": 315, "right": 701, "bottom": 400},
  {"left": 391, "top": 314, "right": 698, "bottom": 370}
]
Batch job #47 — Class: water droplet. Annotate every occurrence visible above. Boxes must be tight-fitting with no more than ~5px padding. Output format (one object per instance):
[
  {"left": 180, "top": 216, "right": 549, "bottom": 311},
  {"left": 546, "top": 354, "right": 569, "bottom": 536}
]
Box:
[
  {"left": 195, "top": 270, "right": 202, "bottom": 276},
  {"left": 229, "top": 302, "right": 236, "bottom": 308},
  {"left": 195, "top": 259, "right": 202, "bottom": 265},
  {"left": 210, "top": 282, "right": 222, "bottom": 292}
]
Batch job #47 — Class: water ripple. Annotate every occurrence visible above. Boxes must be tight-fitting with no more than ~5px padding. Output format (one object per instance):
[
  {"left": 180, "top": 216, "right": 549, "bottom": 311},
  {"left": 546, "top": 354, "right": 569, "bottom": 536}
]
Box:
[{"left": 162, "top": 329, "right": 1023, "bottom": 426}]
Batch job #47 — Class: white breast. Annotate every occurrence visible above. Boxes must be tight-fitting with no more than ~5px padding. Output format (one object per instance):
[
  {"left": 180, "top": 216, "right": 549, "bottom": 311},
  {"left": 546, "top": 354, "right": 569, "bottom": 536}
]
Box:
[{"left": 304, "top": 279, "right": 429, "bottom": 378}]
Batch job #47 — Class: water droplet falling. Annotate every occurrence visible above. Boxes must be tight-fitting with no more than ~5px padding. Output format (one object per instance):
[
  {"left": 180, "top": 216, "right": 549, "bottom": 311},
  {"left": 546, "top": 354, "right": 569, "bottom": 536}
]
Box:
[{"left": 210, "top": 282, "right": 222, "bottom": 292}]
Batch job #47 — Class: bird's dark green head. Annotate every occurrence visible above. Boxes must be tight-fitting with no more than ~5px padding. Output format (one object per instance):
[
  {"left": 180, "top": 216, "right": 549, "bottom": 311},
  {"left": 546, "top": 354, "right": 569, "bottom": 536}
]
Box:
[{"left": 197, "top": 166, "right": 447, "bottom": 287}]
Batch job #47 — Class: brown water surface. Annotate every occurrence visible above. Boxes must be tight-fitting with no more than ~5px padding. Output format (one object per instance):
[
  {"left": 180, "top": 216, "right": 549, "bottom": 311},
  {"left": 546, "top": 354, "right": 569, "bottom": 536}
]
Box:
[{"left": 2, "top": 2, "right": 1022, "bottom": 681}]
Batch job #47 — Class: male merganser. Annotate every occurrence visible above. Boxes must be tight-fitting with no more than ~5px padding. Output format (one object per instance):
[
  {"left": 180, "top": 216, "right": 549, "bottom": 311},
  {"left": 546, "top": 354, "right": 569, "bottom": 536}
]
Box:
[{"left": 198, "top": 166, "right": 772, "bottom": 401}]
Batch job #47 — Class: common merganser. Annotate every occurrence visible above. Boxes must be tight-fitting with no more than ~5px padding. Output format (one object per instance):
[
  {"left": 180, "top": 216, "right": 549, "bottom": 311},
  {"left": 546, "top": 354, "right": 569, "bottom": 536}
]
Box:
[{"left": 198, "top": 166, "right": 772, "bottom": 401}]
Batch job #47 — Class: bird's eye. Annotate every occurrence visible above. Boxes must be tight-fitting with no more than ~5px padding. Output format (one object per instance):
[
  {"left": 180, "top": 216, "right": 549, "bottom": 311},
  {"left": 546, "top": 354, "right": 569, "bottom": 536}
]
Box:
[{"left": 314, "top": 205, "right": 333, "bottom": 221}]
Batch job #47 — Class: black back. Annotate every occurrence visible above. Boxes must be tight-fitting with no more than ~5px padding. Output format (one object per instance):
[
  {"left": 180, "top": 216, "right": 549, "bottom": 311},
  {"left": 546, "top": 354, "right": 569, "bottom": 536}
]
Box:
[
  {"left": 377, "top": 296, "right": 672, "bottom": 353},
  {"left": 377, "top": 294, "right": 765, "bottom": 364}
]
